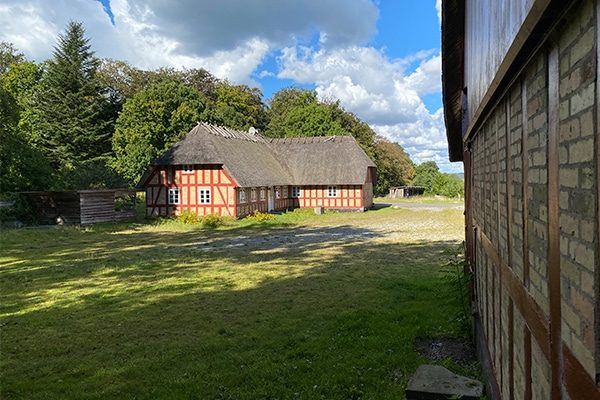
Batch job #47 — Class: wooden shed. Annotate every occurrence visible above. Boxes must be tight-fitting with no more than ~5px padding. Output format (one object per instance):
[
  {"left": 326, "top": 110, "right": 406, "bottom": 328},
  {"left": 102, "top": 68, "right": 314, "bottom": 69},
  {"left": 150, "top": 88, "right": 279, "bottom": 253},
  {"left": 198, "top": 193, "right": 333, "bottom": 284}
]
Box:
[
  {"left": 442, "top": 0, "right": 600, "bottom": 399},
  {"left": 22, "top": 189, "right": 137, "bottom": 225}
]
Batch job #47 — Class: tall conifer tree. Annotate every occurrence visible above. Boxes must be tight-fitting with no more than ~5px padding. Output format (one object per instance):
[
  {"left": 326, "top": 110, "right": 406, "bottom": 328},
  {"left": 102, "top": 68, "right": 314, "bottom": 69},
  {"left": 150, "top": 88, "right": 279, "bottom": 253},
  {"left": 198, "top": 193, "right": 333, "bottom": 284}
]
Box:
[{"left": 36, "top": 21, "right": 112, "bottom": 174}]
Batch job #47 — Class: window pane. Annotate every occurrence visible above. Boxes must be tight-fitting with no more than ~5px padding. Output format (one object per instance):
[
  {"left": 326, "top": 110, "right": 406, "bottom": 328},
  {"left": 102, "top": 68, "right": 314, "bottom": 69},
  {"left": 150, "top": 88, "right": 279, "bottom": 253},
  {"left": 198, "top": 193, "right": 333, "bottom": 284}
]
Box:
[{"left": 169, "top": 188, "right": 179, "bottom": 204}]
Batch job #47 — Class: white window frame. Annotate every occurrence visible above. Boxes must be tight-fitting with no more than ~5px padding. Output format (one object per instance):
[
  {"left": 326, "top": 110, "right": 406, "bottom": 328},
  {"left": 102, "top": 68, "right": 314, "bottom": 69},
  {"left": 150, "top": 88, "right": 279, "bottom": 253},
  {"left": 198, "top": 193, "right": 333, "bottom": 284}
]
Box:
[
  {"left": 291, "top": 186, "right": 300, "bottom": 198},
  {"left": 327, "top": 186, "right": 338, "bottom": 197},
  {"left": 239, "top": 189, "right": 247, "bottom": 203},
  {"left": 198, "top": 187, "right": 211, "bottom": 204},
  {"left": 251, "top": 188, "right": 257, "bottom": 202},
  {"left": 168, "top": 188, "right": 180, "bottom": 205},
  {"left": 260, "top": 188, "right": 266, "bottom": 201},
  {"left": 182, "top": 164, "right": 194, "bottom": 174},
  {"left": 275, "top": 186, "right": 281, "bottom": 199}
]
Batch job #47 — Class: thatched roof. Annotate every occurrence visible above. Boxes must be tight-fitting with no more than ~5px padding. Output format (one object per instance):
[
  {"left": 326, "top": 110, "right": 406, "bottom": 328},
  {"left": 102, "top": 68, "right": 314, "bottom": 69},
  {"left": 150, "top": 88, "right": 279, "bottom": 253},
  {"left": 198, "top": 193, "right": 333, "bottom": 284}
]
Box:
[
  {"left": 269, "top": 136, "right": 375, "bottom": 185},
  {"left": 441, "top": 0, "right": 465, "bottom": 162},
  {"left": 139, "top": 122, "right": 375, "bottom": 187}
]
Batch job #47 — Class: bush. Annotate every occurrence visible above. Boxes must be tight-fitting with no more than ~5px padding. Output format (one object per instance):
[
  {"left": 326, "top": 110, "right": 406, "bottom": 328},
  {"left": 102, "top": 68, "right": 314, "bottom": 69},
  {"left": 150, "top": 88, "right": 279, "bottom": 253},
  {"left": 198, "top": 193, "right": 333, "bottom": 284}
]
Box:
[
  {"left": 176, "top": 210, "right": 200, "bottom": 224},
  {"left": 201, "top": 213, "right": 225, "bottom": 228},
  {"left": 244, "top": 210, "right": 275, "bottom": 222}
]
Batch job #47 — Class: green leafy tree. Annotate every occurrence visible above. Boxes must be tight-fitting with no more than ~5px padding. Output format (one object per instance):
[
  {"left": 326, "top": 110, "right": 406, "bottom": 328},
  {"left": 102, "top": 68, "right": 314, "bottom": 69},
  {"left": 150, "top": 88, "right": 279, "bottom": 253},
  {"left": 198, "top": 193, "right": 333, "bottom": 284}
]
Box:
[
  {"left": 0, "top": 86, "right": 52, "bottom": 193},
  {"left": 412, "top": 161, "right": 440, "bottom": 193},
  {"left": 112, "top": 80, "right": 209, "bottom": 184},
  {"left": 35, "top": 21, "right": 114, "bottom": 178},
  {"left": 265, "top": 87, "right": 377, "bottom": 153},
  {"left": 1, "top": 61, "right": 44, "bottom": 143},
  {"left": 412, "top": 161, "right": 464, "bottom": 198},
  {"left": 98, "top": 61, "right": 220, "bottom": 105},
  {"left": 207, "top": 83, "right": 268, "bottom": 131},
  {"left": 431, "top": 173, "right": 464, "bottom": 198},
  {"left": 373, "top": 137, "right": 415, "bottom": 195},
  {"left": 0, "top": 42, "right": 24, "bottom": 74},
  {"left": 266, "top": 88, "right": 346, "bottom": 138}
]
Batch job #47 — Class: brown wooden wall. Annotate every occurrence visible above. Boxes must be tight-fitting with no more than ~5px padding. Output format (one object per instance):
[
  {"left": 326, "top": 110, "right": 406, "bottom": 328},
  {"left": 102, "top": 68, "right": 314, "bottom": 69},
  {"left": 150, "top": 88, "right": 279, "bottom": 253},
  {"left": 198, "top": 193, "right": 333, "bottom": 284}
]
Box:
[{"left": 465, "top": 1, "right": 600, "bottom": 398}]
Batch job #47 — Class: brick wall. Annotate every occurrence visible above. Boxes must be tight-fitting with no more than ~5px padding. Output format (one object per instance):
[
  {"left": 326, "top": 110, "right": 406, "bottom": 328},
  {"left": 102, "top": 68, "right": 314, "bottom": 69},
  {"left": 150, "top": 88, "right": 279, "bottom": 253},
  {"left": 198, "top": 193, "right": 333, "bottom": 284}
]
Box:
[
  {"left": 558, "top": 0, "right": 597, "bottom": 377},
  {"left": 467, "top": 1, "right": 599, "bottom": 397}
]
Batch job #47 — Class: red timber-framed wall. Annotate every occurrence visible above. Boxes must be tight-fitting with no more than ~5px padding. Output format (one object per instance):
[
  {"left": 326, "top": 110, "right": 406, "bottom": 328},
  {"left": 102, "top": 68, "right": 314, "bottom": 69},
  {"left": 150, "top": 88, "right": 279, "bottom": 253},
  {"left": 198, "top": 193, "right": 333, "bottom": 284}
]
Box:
[
  {"left": 235, "top": 187, "right": 271, "bottom": 218},
  {"left": 142, "top": 167, "right": 374, "bottom": 218},
  {"left": 142, "top": 165, "right": 237, "bottom": 217},
  {"left": 295, "top": 185, "right": 365, "bottom": 209}
]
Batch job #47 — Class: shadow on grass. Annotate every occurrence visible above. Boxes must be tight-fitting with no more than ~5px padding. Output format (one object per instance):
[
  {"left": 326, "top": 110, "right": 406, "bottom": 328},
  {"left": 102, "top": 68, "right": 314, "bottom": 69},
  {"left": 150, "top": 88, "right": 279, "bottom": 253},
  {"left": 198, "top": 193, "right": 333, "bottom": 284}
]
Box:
[{"left": 0, "top": 222, "right": 468, "bottom": 400}]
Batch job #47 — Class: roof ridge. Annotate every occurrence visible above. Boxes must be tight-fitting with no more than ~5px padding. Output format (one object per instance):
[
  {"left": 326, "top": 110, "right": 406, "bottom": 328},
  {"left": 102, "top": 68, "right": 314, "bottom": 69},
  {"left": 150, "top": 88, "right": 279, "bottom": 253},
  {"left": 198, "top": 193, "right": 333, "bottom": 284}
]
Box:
[
  {"left": 197, "top": 121, "right": 267, "bottom": 143},
  {"left": 268, "top": 134, "right": 355, "bottom": 144}
]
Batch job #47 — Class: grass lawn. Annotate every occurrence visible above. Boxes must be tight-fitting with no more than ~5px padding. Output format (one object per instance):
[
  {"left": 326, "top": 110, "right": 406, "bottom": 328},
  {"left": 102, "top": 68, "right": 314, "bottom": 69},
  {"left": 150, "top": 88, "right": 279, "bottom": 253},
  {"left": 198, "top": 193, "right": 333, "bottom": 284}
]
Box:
[{"left": 0, "top": 206, "right": 475, "bottom": 399}]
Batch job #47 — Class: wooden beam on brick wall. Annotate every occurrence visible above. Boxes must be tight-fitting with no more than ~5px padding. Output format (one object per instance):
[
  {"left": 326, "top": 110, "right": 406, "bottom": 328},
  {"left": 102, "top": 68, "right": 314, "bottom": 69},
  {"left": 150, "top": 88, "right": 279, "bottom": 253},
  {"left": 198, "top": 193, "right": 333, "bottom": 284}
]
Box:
[
  {"left": 521, "top": 80, "right": 530, "bottom": 289},
  {"left": 547, "top": 43, "right": 562, "bottom": 400},
  {"left": 505, "top": 97, "right": 515, "bottom": 400}
]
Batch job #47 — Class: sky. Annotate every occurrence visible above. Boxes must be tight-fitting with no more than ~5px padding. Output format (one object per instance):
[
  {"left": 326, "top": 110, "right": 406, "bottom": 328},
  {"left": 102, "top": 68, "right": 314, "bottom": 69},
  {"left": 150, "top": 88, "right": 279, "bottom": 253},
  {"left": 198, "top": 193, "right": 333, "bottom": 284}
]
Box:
[{"left": 0, "top": 0, "right": 461, "bottom": 173}]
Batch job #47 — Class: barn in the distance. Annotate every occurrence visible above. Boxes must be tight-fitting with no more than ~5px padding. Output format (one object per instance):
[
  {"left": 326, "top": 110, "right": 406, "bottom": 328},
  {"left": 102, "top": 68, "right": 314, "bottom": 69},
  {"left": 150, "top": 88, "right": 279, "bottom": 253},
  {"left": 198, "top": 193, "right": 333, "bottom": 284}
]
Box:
[{"left": 137, "top": 122, "right": 376, "bottom": 218}]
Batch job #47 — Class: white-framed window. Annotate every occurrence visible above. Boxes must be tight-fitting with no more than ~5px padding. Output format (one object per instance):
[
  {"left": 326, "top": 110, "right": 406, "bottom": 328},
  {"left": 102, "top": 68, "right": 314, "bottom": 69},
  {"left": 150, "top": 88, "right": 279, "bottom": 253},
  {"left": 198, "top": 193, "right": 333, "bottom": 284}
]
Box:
[
  {"left": 327, "top": 186, "right": 338, "bottom": 197},
  {"left": 239, "top": 189, "right": 247, "bottom": 203},
  {"left": 251, "top": 188, "right": 257, "bottom": 202},
  {"left": 275, "top": 186, "right": 281, "bottom": 199},
  {"left": 198, "top": 187, "right": 211, "bottom": 204},
  {"left": 182, "top": 164, "right": 194, "bottom": 173},
  {"left": 283, "top": 186, "right": 288, "bottom": 198},
  {"left": 168, "top": 188, "right": 180, "bottom": 204},
  {"left": 260, "top": 188, "right": 266, "bottom": 201},
  {"left": 291, "top": 186, "right": 300, "bottom": 198}
]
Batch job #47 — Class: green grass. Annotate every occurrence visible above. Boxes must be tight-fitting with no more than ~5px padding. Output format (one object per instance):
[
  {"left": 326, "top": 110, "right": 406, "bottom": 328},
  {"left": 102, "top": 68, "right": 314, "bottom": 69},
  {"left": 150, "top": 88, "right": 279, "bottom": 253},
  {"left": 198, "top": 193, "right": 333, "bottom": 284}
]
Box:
[{"left": 0, "top": 207, "right": 475, "bottom": 399}]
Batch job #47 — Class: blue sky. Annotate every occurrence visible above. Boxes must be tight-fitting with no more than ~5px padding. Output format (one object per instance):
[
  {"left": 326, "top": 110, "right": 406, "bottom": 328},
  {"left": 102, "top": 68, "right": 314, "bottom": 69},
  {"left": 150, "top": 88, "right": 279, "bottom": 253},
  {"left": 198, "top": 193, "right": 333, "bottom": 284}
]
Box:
[
  {"left": 251, "top": 1, "right": 443, "bottom": 111},
  {"left": 2, "top": 0, "right": 458, "bottom": 172}
]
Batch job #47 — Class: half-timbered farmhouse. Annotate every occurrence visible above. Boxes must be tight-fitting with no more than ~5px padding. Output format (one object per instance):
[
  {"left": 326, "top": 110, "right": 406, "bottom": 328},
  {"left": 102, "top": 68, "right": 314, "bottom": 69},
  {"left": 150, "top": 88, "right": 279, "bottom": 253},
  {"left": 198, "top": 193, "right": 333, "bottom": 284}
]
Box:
[
  {"left": 137, "top": 122, "right": 376, "bottom": 218},
  {"left": 443, "top": 1, "right": 600, "bottom": 399}
]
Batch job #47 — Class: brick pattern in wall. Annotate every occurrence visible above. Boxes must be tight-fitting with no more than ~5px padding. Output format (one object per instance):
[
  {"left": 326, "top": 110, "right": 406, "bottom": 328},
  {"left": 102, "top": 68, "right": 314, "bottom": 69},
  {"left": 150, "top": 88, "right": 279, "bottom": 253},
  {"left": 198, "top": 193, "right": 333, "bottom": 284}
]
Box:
[
  {"left": 557, "top": 0, "right": 597, "bottom": 377},
  {"left": 526, "top": 53, "right": 551, "bottom": 317},
  {"left": 467, "top": 0, "right": 599, "bottom": 397}
]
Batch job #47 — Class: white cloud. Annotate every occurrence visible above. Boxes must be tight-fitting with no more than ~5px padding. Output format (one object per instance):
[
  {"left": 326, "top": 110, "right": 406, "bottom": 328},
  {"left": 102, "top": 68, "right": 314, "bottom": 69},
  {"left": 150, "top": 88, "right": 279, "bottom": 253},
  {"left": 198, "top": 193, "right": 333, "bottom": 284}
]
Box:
[
  {"left": 436, "top": 0, "right": 442, "bottom": 25},
  {"left": 405, "top": 55, "right": 441, "bottom": 95},
  {"left": 0, "top": 0, "right": 460, "bottom": 171},
  {"left": 0, "top": 0, "right": 378, "bottom": 86},
  {"left": 278, "top": 45, "right": 461, "bottom": 172}
]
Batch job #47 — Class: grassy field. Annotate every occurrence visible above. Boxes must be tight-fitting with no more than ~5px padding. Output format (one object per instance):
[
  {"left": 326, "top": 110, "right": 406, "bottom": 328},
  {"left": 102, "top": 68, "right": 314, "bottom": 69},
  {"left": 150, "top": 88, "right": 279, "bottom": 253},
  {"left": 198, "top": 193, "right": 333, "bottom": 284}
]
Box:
[{"left": 0, "top": 206, "right": 474, "bottom": 399}]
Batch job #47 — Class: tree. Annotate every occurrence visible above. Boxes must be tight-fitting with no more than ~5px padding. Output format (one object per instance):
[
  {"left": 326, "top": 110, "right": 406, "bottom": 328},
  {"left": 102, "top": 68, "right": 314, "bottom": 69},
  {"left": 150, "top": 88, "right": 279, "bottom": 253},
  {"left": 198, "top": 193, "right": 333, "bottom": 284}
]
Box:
[
  {"left": 373, "top": 137, "right": 415, "bottom": 195},
  {"left": 431, "top": 173, "right": 464, "bottom": 198},
  {"left": 35, "top": 21, "right": 114, "bottom": 178},
  {"left": 0, "top": 42, "right": 24, "bottom": 74},
  {"left": 0, "top": 86, "right": 52, "bottom": 193},
  {"left": 412, "top": 161, "right": 440, "bottom": 193},
  {"left": 265, "top": 87, "right": 378, "bottom": 152},
  {"left": 412, "top": 161, "right": 464, "bottom": 198},
  {"left": 1, "top": 61, "right": 44, "bottom": 143},
  {"left": 112, "top": 80, "right": 209, "bottom": 184},
  {"left": 207, "top": 82, "right": 268, "bottom": 131},
  {"left": 266, "top": 88, "right": 346, "bottom": 138}
]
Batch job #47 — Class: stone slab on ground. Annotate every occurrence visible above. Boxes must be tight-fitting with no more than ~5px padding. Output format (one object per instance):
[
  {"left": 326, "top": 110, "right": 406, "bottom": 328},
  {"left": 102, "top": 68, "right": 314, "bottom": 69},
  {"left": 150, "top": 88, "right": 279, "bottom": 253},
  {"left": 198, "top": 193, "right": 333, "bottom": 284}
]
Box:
[{"left": 405, "top": 365, "right": 483, "bottom": 400}]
